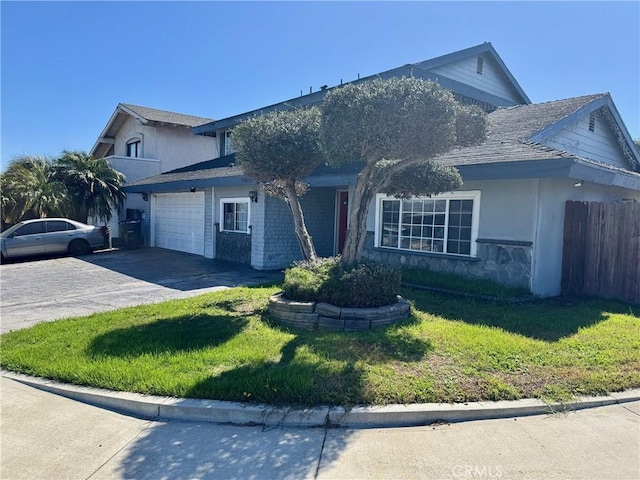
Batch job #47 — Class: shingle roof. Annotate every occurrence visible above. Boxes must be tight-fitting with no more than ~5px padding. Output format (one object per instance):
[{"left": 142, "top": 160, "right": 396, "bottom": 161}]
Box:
[
  {"left": 126, "top": 161, "right": 243, "bottom": 187},
  {"left": 126, "top": 93, "right": 639, "bottom": 190},
  {"left": 437, "top": 93, "right": 608, "bottom": 166},
  {"left": 120, "top": 103, "right": 213, "bottom": 127}
]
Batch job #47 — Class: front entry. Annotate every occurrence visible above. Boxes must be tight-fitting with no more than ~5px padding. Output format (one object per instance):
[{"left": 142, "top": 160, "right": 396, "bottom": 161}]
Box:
[{"left": 335, "top": 190, "right": 349, "bottom": 254}]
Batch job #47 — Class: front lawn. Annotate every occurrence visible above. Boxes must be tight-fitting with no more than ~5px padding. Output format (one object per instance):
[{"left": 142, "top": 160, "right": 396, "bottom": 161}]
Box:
[{"left": 1, "top": 285, "right": 638, "bottom": 406}]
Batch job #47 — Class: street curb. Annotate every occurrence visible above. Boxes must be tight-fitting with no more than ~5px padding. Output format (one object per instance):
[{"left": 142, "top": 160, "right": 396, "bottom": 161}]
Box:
[{"left": 3, "top": 371, "right": 639, "bottom": 429}]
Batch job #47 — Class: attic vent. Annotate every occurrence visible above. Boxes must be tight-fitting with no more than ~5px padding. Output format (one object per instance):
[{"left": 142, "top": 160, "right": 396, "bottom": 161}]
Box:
[
  {"left": 589, "top": 112, "right": 596, "bottom": 132},
  {"left": 476, "top": 56, "right": 484, "bottom": 75}
]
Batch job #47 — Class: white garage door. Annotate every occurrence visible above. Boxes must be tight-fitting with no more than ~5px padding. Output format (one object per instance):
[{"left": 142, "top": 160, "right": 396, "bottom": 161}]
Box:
[{"left": 153, "top": 192, "right": 205, "bottom": 256}]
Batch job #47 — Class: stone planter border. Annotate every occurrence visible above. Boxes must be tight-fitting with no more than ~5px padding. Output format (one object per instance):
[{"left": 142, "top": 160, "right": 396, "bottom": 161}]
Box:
[{"left": 268, "top": 293, "right": 411, "bottom": 331}]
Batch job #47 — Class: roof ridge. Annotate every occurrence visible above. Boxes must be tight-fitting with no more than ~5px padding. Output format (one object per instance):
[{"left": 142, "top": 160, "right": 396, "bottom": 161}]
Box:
[
  {"left": 525, "top": 92, "right": 607, "bottom": 108},
  {"left": 120, "top": 103, "right": 213, "bottom": 122}
]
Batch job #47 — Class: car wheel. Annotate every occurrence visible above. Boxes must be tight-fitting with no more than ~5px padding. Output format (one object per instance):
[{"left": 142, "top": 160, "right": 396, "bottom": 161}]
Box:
[{"left": 68, "top": 239, "right": 90, "bottom": 256}]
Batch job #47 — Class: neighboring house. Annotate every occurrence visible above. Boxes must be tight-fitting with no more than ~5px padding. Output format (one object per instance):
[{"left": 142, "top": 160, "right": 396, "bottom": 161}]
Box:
[
  {"left": 123, "top": 43, "right": 640, "bottom": 297},
  {"left": 90, "top": 103, "right": 216, "bottom": 237}
]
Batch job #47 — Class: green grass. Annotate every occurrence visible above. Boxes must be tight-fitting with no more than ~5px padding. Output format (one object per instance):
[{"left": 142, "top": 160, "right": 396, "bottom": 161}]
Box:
[
  {"left": 1, "top": 284, "right": 638, "bottom": 406},
  {"left": 401, "top": 266, "right": 531, "bottom": 299}
]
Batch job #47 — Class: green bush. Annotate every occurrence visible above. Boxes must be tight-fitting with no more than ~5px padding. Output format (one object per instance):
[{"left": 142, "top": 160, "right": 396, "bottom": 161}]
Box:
[{"left": 282, "top": 257, "right": 401, "bottom": 308}]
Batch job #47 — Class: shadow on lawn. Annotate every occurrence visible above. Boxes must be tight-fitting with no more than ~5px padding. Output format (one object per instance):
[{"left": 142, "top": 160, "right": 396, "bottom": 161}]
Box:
[
  {"left": 186, "top": 316, "right": 432, "bottom": 407},
  {"left": 87, "top": 314, "right": 248, "bottom": 357},
  {"left": 405, "top": 287, "right": 635, "bottom": 342}
]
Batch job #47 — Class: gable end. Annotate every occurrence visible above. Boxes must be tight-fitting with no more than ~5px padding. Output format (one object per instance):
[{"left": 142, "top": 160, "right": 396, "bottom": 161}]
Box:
[{"left": 529, "top": 95, "right": 640, "bottom": 172}]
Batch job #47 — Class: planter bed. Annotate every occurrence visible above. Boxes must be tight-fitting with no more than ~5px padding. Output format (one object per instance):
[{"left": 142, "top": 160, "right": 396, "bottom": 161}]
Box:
[{"left": 268, "top": 293, "right": 411, "bottom": 331}]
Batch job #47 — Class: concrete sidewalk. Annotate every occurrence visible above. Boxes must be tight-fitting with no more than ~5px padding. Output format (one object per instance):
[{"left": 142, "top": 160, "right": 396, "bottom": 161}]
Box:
[
  {"left": 6, "top": 371, "right": 640, "bottom": 429},
  {"left": 2, "top": 376, "right": 639, "bottom": 480}
]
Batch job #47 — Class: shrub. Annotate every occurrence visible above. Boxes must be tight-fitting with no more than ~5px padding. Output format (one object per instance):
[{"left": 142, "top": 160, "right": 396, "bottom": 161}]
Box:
[{"left": 282, "top": 257, "right": 401, "bottom": 308}]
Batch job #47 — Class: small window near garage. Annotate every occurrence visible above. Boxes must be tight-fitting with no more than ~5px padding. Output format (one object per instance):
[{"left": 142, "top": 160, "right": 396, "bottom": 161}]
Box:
[
  {"left": 589, "top": 112, "right": 596, "bottom": 132},
  {"left": 476, "top": 56, "right": 484, "bottom": 75},
  {"left": 126, "top": 138, "right": 141, "bottom": 158},
  {"left": 220, "top": 198, "right": 250, "bottom": 233}
]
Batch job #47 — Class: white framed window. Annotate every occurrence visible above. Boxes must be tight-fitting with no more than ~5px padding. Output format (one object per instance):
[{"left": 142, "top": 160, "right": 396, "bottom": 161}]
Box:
[
  {"left": 374, "top": 191, "right": 481, "bottom": 257},
  {"left": 220, "top": 131, "right": 235, "bottom": 156},
  {"left": 220, "top": 197, "right": 250, "bottom": 233},
  {"left": 126, "top": 138, "right": 141, "bottom": 158}
]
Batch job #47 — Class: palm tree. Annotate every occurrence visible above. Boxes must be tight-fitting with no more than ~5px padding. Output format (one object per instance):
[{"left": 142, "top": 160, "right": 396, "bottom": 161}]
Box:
[
  {"left": 1, "top": 155, "right": 69, "bottom": 228},
  {"left": 52, "top": 150, "right": 126, "bottom": 224}
]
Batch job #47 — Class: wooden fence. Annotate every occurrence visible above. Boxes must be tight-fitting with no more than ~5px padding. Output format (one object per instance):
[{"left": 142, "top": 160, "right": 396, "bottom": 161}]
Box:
[{"left": 562, "top": 200, "right": 640, "bottom": 304}]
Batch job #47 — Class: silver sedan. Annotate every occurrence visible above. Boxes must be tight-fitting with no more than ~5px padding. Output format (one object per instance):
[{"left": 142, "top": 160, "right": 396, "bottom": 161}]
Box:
[{"left": 1, "top": 218, "right": 108, "bottom": 262}]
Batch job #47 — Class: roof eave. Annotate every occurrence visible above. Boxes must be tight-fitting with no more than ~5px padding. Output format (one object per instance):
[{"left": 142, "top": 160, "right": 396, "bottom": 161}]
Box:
[
  {"left": 90, "top": 106, "right": 125, "bottom": 157},
  {"left": 458, "top": 157, "right": 640, "bottom": 191},
  {"left": 124, "top": 175, "right": 252, "bottom": 193}
]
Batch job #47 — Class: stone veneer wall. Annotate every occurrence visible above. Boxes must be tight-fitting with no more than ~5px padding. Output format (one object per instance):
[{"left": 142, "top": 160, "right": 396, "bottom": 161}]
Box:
[
  {"left": 363, "top": 233, "right": 532, "bottom": 289},
  {"left": 215, "top": 224, "right": 252, "bottom": 264}
]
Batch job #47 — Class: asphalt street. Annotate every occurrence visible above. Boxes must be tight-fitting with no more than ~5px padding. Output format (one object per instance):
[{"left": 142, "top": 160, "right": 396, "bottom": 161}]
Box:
[{"left": 2, "top": 377, "right": 639, "bottom": 480}]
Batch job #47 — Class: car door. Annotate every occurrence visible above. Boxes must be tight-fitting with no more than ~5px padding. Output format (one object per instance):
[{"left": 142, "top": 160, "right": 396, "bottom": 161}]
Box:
[
  {"left": 3, "top": 221, "right": 46, "bottom": 257},
  {"left": 43, "top": 220, "right": 77, "bottom": 253}
]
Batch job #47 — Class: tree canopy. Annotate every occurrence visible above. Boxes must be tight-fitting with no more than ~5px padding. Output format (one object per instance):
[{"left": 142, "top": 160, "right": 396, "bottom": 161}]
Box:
[
  {"left": 1, "top": 155, "right": 69, "bottom": 227},
  {"left": 320, "top": 77, "right": 487, "bottom": 264},
  {"left": 232, "top": 107, "right": 324, "bottom": 260},
  {"left": 52, "top": 150, "right": 126, "bottom": 224},
  {"left": 1, "top": 151, "right": 126, "bottom": 229}
]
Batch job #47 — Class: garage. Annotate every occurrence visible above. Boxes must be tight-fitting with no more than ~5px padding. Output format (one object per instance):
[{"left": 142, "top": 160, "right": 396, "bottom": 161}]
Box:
[{"left": 152, "top": 192, "right": 205, "bottom": 256}]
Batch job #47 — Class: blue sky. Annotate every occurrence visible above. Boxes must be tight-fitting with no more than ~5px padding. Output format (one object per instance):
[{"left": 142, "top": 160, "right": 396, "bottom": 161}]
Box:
[{"left": 1, "top": 1, "right": 639, "bottom": 169}]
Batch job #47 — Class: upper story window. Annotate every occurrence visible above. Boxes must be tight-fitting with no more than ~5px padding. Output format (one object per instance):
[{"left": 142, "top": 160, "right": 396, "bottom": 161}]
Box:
[
  {"left": 375, "top": 191, "right": 480, "bottom": 257},
  {"left": 220, "top": 198, "right": 249, "bottom": 233},
  {"left": 221, "top": 131, "right": 234, "bottom": 156},
  {"left": 126, "top": 138, "right": 141, "bottom": 158}
]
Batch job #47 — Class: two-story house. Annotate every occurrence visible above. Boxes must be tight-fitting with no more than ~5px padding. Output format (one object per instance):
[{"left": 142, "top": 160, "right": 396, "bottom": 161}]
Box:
[
  {"left": 122, "top": 43, "right": 640, "bottom": 297},
  {"left": 90, "top": 103, "right": 216, "bottom": 239}
]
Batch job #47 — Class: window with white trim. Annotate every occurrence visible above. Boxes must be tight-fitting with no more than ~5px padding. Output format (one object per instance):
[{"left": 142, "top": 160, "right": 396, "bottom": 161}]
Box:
[
  {"left": 220, "top": 198, "right": 250, "bottom": 233},
  {"left": 376, "top": 191, "right": 480, "bottom": 256},
  {"left": 220, "top": 131, "right": 235, "bottom": 156}
]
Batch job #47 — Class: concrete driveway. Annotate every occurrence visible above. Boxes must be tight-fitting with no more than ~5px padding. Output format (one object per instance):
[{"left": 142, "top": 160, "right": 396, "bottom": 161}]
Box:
[{"left": 0, "top": 248, "right": 282, "bottom": 333}]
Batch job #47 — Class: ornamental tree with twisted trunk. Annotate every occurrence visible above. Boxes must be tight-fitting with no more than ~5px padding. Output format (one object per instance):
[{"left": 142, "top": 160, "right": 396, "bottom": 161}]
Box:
[
  {"left": 232, "top": 107, "right": 324, "bottom": 261},
  {"left": 321, "top": 77, "right": 487, "bottom": 266}
]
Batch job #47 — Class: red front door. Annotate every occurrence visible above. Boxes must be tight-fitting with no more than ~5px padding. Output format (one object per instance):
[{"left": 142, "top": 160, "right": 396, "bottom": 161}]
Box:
[{"left": 337, "top": 191, "right": 349, "bottom": 254}]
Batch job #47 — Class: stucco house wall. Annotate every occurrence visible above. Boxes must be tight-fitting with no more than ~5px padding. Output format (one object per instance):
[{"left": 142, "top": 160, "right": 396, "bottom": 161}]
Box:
[
  {"left": 361, "top": 177, "right": 640, "bottom": 296},
  {"left": 531, "top": 178, "right": 640, "bottom": 296},
  {"left": 112, "top": 117, "right": 217, "bottom": 179},
  {"left": 362, "top": 179, "right": 538, "bottom": 290}
]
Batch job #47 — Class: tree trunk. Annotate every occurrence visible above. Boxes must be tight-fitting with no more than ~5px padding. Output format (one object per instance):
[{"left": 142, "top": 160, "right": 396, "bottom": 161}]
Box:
[
  {"left": 341, "top": 163, "right": 377, "bottom": 266},
  {"left": 283, "top": 182, "right": 317, "bottom": 262}
]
